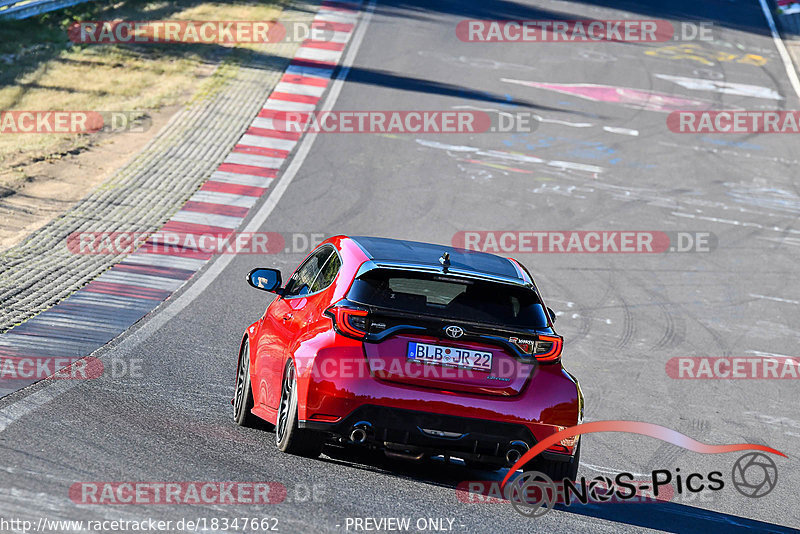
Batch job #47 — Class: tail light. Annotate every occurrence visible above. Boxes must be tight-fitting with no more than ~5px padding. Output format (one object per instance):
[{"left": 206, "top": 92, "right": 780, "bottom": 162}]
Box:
[
  {"left": 324, "top": 301, "right": 369, "bottom": 339},
  {"left": 510, "top": 334, "right": 563, "bottom": 363},
  {"left": 551, "top": 425, "right": 580, "bottom": 452}
]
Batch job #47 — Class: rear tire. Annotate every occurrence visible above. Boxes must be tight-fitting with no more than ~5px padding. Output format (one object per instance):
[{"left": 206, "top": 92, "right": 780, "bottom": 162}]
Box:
[
  {"left": 523, "top": 441, "right": 581, "bottom": 482},
  {"left": 233, "top": 339, "right": 258, "bottom": 427},
  {"left": 275, "top": 360, "right": 323, "bottom": 457}
]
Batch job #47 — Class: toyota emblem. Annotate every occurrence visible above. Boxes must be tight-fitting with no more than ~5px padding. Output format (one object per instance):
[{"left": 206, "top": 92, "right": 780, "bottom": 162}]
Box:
[{"left": 445, "top": 326, "right": 464, "bottom": 339}]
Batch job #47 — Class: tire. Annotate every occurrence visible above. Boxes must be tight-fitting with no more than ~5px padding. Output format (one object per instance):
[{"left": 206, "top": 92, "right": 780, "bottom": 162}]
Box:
[
  {"left": 233, "top": 339, "right": 258, "bottom": 427},
  {"left": 523, "top": 441, "right": 581, "bottom": 482},
  {"left": 275, "top": 360, "right": 323, "bottom": 457}
]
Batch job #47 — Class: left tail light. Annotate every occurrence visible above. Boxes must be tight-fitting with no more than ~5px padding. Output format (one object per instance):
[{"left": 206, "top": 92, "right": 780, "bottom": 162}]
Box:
[
  {"left": 510, "top": 334, "right": 563, "bottom": 363},
  {"left": 324, "top": 301, "right": 369, "bottom": 340}
]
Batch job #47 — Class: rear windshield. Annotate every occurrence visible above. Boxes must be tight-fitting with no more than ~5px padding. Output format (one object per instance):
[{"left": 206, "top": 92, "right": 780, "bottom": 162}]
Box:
[{"left": 347, "top": 270, "right": 550, "bottom": 329}]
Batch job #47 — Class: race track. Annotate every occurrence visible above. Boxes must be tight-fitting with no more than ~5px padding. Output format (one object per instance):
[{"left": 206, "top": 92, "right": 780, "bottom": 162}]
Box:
[{"left": 1, "top": 0, "right": 799, "bottom": 532}]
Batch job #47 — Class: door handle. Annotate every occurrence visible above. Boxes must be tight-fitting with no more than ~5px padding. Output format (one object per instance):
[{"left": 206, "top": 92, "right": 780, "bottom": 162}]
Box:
[{"left": 282, "top": 313, "right": 293, "bottom": 321}]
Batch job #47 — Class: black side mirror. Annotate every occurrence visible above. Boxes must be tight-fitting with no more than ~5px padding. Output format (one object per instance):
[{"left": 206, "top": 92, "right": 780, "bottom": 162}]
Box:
[
  {"left": 247, "top": 268, "right": 282, "bottom": 293},
  {"left": 547, "top": 307, "right": 557, "bottom": 323}
]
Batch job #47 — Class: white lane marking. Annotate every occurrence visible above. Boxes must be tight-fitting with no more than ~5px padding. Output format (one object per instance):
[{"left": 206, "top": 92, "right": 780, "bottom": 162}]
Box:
[
  {"left": 210, "top": 170, "right": 275, "bottom": 187},
  {"left": 294, "top": 47, "right": 344, "bottom": 63},
  {"left": 746, "top": 350, "right": 799, "bottom": 359},
  {"left": 535, "top": 115, "right": 593, "bottom": 127},
  {"left": 169, "top": 210, "right": 244, "bottom": 229},
  {"left": 188, "top": 190, "right": 259, "bottom": 208},
  {"left": 749, "top": 293, "right": 800, "bottom": 305},
  {"left": 602, "top": 126, "right": 638, "bottom": 136},
  {"left": 239, "top": 134, "right": 297, "bottom": 152},
  {"left": 223, "top": 152, "right": 285, "bottom": 169},
  {"left": 252, "top": 116, "right": 303, "bottom": 130},
  {"left": 319, "top": 31, "right": 352, "bottom": 44},
  {"left": 452, "top": 105, "right": 637, "bottom": 134},
  {"left": 315, "top": 11, "right": 358, "bottom": 24},
  {"left": 547, "top": 160, "right": 604, "bottom": 173},
  {"left": 95, "top": 271, "right": 185, "bottom": 292},
  {"left": 414, "top": 139, "right": 604, "bottom": 173},
  {"left": 672, "top": 211, "right": 800, "bottom": 233},
  {"left": 122, "top": 254, "right": 206, "bottom": 271},
  {"left": 0, "top": 0, "right": 375, "bottom": 432},
  {"left": 69, "top": 291, "right": 167, "bottom": 307},
  {"left": 453, "top": 105, "right": 595, "bottom": 128},
  {"left": 415, "top": 139, "right": 478, "bottom": 152},
  {"left": 19, "top": 314, "right": 121, "bottom": 330},
  {"left": 758, "top": 0, "right": 800, "bottom": 101},
  {"left": 263, "top": 99, "right": 318, "bottom": 112},
  {"left": 274, "top": 81, "right": 326, "bottom": 97},
  {"left": 655, "top": 74, "right": 783, "bottom": 100}
]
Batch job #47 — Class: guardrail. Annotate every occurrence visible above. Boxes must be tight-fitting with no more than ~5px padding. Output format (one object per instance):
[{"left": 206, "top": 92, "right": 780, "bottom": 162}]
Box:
[{"left": 0, "top": 0, "right": 91, "bottom": 20}]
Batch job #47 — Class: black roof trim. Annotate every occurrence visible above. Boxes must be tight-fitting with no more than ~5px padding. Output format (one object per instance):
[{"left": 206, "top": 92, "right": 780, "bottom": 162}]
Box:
[{"left": 349, "top": 236, "right": 521, "bottom": 281}]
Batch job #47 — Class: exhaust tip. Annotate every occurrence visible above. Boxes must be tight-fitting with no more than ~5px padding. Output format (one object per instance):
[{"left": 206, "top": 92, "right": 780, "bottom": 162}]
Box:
[
  {"left": 350, "top": 428, "right": 367, "bottom": 444},
  {"left": 506, "top": 440, "right": 530, "bottom": 467},
  {"left": 349, "top": 421, "right": 372, "bottom": 444}
]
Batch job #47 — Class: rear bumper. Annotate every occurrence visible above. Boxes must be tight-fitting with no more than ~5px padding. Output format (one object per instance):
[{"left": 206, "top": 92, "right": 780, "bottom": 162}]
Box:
[
  {"left": 293, "top": 340, "right": 583, "bottom": 464},
  {"left": 300, "top": 404, "right": 574, "bottom": 464}
]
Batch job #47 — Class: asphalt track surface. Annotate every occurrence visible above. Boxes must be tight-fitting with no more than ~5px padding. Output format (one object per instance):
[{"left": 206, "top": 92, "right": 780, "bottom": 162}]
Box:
[{"left": 2, "top": 0, "right": 800, "bottom": 533}]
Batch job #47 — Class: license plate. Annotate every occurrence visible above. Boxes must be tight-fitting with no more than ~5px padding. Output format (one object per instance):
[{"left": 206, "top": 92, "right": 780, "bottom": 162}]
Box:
[{"left": 407, "top": 341, "right": 492, "bottom": 372}]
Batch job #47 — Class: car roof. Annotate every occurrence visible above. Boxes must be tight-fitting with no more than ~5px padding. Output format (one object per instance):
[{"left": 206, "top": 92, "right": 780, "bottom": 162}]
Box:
[{"left": 348, "top": 236, "right": 523, "bottom": 282}]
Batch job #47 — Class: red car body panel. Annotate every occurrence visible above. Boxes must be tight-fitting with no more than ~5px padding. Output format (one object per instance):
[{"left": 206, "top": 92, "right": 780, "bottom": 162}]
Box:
[{"left": 241, "top": 235, "right": 582, "bottom": 460}]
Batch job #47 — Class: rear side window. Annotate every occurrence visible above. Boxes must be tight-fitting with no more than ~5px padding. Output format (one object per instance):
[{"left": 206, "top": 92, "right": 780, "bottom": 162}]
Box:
[
  {"left": 348, "top": 270, "right": 549, "bottom": 329},
  {"left": 284, "top": 246, "right": 335, "bottom": 297},
  {"left": 313, "top": 249, "right": 341, "bottom": 291}
]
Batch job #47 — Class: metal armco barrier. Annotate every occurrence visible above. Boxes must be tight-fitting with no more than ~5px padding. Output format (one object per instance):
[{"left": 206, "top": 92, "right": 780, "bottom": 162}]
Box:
[{"left": 0, "top": 0, "right": 92, "bottom": 20}]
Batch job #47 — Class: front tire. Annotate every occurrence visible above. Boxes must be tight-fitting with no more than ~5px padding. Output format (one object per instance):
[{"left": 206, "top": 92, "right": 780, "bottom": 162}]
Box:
[
  {"left": 233, "top": 339, "right": 258, "bottom": 427},
  {"left": 275, "top": 360, "right": 323, "bottom": 457}
]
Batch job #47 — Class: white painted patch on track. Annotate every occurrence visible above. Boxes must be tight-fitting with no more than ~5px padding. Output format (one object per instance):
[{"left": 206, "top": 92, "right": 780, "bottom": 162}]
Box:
[
  {"left": 749, "top": 293, "right": 800, "bottom": 305},
  {"left": 655, "top": 74, "right": 783, "bottom": 100}
]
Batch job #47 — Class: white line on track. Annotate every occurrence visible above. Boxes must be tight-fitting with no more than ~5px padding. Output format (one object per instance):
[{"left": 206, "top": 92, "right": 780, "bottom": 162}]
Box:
[
  {"left": 749, "top": 293, "right": 800, "bottom": 305},
  {"left": 757, "top": 0, "right": 800, "bottom": 101},
  {"left": 0, "top": 0, "right": 377, "bottom": 433}
]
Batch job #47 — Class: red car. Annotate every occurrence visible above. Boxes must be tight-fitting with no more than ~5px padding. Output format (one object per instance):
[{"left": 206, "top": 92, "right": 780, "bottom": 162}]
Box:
[{"left": 233, "top": 235, "right": 583, "bottom": 478}]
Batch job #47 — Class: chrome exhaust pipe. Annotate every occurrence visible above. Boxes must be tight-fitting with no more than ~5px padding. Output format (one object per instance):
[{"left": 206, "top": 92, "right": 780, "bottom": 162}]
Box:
[
  {"left": 350, "top": 428, "right": 367, "bottom": 444},
  {"left": 506, "top": 440, "right": 530, "bottom": 467},
  {"left": 349, "top": 421, "right": 372, "bottom": 444}
]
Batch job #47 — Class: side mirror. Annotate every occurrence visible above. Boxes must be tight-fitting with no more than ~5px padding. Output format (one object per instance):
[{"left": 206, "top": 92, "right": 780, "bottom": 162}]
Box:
[
  {"left": 547, "top": 307, "right": 557, "bottom": 323},
  {"left": 247, "top": 268, "right": 282, "bottom": 293}
]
